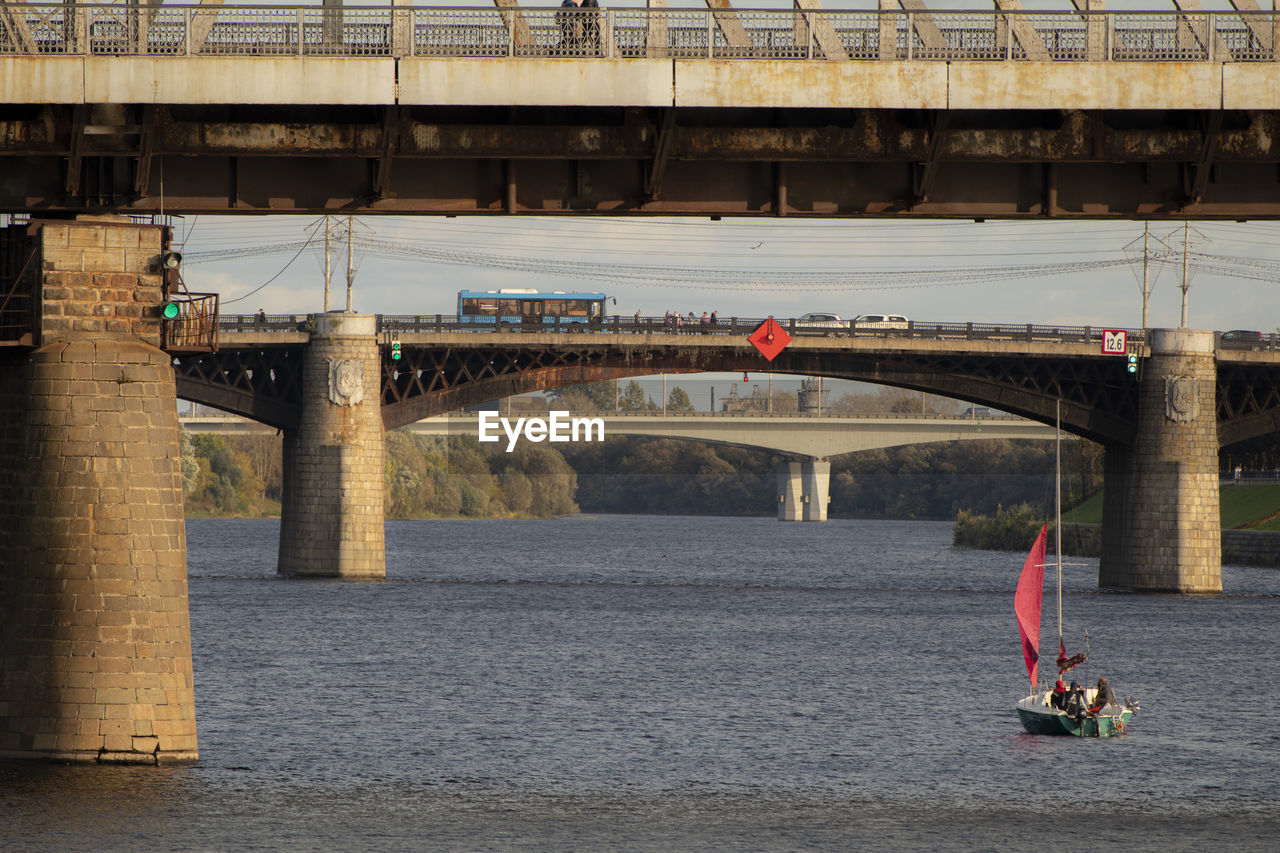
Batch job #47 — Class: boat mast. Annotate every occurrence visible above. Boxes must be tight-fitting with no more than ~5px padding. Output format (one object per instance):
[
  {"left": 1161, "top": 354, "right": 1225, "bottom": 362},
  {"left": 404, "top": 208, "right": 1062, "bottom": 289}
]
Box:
[{"left": 1055, "top": 398, "right": 1063, "bottom": 646}]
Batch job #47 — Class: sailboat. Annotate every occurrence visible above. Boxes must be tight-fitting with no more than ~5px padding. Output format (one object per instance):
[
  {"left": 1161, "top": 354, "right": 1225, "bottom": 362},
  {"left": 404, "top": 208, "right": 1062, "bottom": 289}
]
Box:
[{"left": 1013, "top": 401, "right": 1139, "bottom": 737}]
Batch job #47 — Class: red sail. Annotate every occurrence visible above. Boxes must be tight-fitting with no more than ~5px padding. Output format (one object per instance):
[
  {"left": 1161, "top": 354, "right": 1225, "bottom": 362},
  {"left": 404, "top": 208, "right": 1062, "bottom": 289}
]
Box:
[{"left": 1014, "top": 524, "right": 1048, "bottom": 689}]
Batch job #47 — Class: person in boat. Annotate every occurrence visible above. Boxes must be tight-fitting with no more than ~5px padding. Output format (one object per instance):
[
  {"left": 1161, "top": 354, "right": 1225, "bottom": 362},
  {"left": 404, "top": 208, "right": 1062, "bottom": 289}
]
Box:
[
  {"left": 1064, "top": 681, "right": 1087, "bottom": 718},
  {"left": 1050, "top": 679, "right": 1068, "bottom": 710},
  {"left": 1089, "top": 676, "right": 1119, "bottom": 713}
]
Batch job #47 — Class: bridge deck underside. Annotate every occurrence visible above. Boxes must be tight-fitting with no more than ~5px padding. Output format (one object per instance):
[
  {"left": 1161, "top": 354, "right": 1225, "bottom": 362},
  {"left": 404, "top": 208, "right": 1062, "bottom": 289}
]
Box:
[{"left": 4, "top": 104, "right": 1280, "bottom": 217}]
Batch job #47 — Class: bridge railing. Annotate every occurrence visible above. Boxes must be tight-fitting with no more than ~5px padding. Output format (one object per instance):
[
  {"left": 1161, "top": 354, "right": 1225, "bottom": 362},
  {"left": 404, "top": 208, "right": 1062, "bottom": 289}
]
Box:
[
  {"left": 219, "top": 313, "right": 1145, "bottom": 349},
  {"left": 2, "top": 5, "right": 1277, "bottom": 62}
]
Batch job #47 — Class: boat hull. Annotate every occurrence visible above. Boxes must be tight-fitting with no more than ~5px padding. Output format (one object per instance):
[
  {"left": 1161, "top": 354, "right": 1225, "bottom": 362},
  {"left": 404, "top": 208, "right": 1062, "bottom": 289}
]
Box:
[{"left": 1016, "top": 693, "right": 1132, "bottom": 737}]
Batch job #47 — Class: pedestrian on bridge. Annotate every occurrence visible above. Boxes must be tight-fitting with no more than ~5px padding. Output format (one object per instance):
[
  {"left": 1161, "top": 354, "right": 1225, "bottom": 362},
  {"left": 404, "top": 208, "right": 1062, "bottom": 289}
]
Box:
[
  {"left": 581, "top": 0, "right": 601, "bottom": 53},
  {"left": 557, "top": 0, "right": 582, "bottom": 50}
]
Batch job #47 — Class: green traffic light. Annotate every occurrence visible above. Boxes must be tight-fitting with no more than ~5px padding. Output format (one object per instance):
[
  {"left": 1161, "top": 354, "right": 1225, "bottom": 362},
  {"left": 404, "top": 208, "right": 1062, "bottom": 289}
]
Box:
[{"left": 161, "top": 302, "right": 180, "bottom": 319}]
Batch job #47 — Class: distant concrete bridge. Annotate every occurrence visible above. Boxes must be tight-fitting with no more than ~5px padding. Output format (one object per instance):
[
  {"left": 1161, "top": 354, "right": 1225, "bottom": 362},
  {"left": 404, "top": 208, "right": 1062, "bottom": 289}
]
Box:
[{"left": 402, "top": 410, "right": 1057, "bottom": 458}]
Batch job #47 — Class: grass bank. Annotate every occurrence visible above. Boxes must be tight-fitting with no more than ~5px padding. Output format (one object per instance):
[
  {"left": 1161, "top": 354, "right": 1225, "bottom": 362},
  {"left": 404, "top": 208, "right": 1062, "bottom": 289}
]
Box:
[{"left": 1063, "top": 484, "right": 1280, "bottom": 531}]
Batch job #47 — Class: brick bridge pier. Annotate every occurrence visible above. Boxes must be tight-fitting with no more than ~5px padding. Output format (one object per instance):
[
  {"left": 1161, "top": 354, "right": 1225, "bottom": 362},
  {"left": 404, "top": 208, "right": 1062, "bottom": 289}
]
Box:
[
  {"left": 1099, "top": 329, "right": 1222, "bottom": 592},
  {"left": 0, "top": 217, "right": 197, "bottom": 763}
]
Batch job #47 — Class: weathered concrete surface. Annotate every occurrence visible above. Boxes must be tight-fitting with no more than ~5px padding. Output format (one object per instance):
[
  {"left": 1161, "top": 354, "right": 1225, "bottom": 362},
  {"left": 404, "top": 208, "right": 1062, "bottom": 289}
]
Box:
[
  {"left": 672, "top": 60, "right": 947, "bottom": 109},
  {"left": 399, "top": 58, "right": 674, "bottom": 106},
  {"left": 1223, "top": 63, "right": 1280, "bottom": 110},
  {"left": 0, "top": 57, "right": 85, "bottom": 104},
  {"left": 84, "top": 57, "right": 397, "bottom": 105},
  {"left": 8, "top": 55, "right": 1277, "bottom": 111},
  {"left": 0, "top": 57, "right": 395, "bottom": 105},
  {"left": 948, "top": 62, "right": 1223, "bottom": 111}
]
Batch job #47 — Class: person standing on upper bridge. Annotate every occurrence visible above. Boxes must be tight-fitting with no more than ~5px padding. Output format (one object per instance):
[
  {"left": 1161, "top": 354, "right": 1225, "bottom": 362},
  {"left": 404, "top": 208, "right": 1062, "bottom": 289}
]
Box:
[
  {"left": 558, "top": 0, "right": 582, "bottom": 50},
  {"left": 581, "top": 0, "right": 601, "bottom": 53}
]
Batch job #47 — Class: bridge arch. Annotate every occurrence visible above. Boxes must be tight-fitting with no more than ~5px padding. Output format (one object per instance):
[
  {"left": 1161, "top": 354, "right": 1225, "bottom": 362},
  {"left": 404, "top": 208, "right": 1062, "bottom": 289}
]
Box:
[{"left": 372, "top": 339, "right": 1138, "bottom": 445}]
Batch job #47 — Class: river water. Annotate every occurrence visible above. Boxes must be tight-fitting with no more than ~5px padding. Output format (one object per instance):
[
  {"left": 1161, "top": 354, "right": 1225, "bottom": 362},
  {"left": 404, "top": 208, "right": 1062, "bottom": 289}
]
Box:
[{"left": 3, "top": 515, "right": 1279, "bottom": 851}]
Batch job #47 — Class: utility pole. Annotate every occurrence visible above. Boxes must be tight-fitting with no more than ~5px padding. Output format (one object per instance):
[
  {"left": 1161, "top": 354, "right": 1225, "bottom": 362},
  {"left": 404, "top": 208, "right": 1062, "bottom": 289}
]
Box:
[
  {"left": 1180, "top": 221, "right": 1190, "bottom": 328},
  {"left": 323, "top": 215, "right": 332, "bottom": 313},
  {"left": 1141, "top": 221, "right": 1150, "bottom": 329},
  {"left": 345, "top": 214, "right": 354, "bottom": 312}
]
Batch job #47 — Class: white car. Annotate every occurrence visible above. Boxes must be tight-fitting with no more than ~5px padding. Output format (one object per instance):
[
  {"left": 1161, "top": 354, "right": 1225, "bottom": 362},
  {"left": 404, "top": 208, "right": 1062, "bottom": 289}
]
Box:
[
  {"left": 853, "top": 313, "right": 910, "bottom": 329},
  {"left": 795, "top": 312, "right": 846, "bottom": 329}
]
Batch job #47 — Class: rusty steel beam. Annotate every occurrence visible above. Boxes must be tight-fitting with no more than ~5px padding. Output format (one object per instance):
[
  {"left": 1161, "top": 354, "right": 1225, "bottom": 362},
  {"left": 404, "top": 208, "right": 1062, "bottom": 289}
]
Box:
[
  {"left": 6, "top": 156, "right": 1280, "bottom": 217},
  {"left": 1188, "top": 110, "right": 1224, "bottom": 203},
  {"left": 5, "top": 105, "right": 1280, "bottom": 216},
  {"left": 10, "top": 106, "right": 1280, "bottom": 164}
]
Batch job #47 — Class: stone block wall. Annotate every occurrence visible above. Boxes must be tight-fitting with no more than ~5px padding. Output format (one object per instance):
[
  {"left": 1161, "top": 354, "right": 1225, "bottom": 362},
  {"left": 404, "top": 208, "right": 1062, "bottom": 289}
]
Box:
[
  {"left": 32, "top": 217, "right": 165, "bottom": 349},
  {"left": 0, "top": 218, "right": 196, "bottom": 763},
  {"left": 277, "top": 313, "right": 386, "bottom": 577},
  {"left": 1099, "top": 329, "right": 1222, "bottom": 592},
  {"left": 1068, "top": 523, "right": 1278, "bottom": 570},
  {"left": 1220, "top": 529, "right": 1280, "bottom": 568}
]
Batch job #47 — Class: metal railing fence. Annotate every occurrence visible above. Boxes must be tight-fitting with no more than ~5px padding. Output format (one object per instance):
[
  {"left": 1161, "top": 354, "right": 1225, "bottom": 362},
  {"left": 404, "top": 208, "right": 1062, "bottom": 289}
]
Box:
[
  {"left": 218, "top": 313, "right": 1147, "bottom": 349},
  {"left": 2, "top": 5, "right": 1279, "bottom": 62}
]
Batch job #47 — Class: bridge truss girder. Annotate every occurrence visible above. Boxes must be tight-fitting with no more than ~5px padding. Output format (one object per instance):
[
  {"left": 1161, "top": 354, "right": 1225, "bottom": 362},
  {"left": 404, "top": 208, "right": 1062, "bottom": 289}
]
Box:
[
  {"left": 376, "top": 343, "right": 1141, "bottom": 444},
  {"left": 1216, "top": 361, "right": 1280, "bottom": 446},
  {"left": 173, "top": 346, "right": 303, "bottom": 431},
  {"left": 5, "top": 105, "right": 1280, "bottom": 217}
]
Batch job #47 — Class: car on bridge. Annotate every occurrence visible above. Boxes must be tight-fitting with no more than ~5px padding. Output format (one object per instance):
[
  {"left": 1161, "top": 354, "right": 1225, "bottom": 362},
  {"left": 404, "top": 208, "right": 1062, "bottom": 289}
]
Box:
[
  {"left": 795, "top": 312, "right": 845, "bottom": 331},
  {"left": 1220, "top": 329, "right": 1267, "bottom": 350},
  {"left": 854, "top": 313, "right": 910, "bottom": 330}
]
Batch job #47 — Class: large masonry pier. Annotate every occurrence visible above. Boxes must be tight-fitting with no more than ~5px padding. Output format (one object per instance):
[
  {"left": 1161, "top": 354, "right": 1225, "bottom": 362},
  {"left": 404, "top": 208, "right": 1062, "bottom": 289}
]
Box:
[
  {"left": 1100, "top": 329, "right": 1222, "bottom": 593},
  {"left": 278, "top": 312, "right": 386, "bottom": 578},
  {"left": 0, "top": 217, "right": 198, "bottom": 763}
]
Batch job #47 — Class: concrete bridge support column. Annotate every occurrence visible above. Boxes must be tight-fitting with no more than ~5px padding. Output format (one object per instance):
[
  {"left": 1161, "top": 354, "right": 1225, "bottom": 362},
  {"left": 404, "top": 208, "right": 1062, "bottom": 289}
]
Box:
[
  {"left": 1099, "top": 329, "right": 1222, "bottom": 592},
  {"left": 776, "top": 458, "right": 830, "bottom": 522},
  {"left": 277, "top": 313, "right": 386, "bottom": 577},
  {"left": 0, "top": 217, "right": 197, "bottom": 763}
]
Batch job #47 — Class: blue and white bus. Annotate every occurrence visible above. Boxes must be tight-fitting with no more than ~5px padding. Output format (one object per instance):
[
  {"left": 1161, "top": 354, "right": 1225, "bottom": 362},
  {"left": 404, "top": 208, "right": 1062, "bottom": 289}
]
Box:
[{"left": 457, "top": 289, "right": 606, "bottom": 329}]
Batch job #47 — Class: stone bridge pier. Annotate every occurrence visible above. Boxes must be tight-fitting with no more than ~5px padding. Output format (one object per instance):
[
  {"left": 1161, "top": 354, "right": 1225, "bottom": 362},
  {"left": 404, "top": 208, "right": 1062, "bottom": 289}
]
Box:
[
  {"left": 0, "top": 217, "right": 197, "bottom": 762},
  {"left": 277, "top": 312, "right": 386, "bottom": 578},
  {"left": 777, "top": 458, "right": 830, "bottom": 522},
  {"left": 1100, "top": 329, "right": 1222, "bottom": 593}
]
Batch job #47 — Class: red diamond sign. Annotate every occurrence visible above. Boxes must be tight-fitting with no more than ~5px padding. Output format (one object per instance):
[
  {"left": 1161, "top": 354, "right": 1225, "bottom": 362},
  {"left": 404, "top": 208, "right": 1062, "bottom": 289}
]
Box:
[{"left": 748, "top": 317, "right": 791, "bottom": 361}]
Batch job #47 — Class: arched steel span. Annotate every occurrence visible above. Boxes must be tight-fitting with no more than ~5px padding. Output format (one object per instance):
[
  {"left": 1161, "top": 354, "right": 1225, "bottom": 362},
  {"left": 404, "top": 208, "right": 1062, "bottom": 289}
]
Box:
[
  {"left": 174, "top": 338, "right": 1280, "bottom": 448},
  {"left": 372, "top": 341, "right": 1143, "bottom": 443}
]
